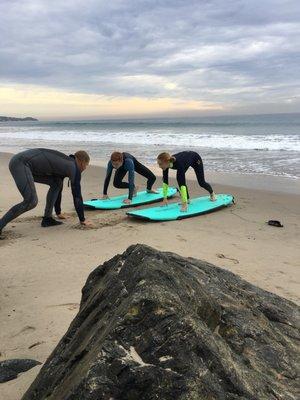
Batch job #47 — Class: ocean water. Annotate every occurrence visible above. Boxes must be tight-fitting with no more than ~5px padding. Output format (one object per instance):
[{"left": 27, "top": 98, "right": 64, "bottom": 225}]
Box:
[{"left": 0, "top": 113, "right": 299, "bottom": 179}]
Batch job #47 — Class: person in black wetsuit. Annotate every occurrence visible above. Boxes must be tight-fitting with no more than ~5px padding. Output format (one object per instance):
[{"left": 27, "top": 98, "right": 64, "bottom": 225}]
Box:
[
  {"left": 157, "top": 151, "right": 216, "bottom": 212},
  {"left": 0, "top": 148, "right": 93, "bottom": 236},
  {"left": 102, "top": 152, "right": 157, "bottom": 204}
]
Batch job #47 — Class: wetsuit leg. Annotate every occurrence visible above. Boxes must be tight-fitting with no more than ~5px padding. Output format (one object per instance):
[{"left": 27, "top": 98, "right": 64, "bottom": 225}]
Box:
[
  {"left": 134, "top": 161, "right": 156, "bottom": 190},
  {"left": 192, "top": 155, "right": 213, "bottom": 194},
  {"left": 33, "top": 176, "right": 63, "bottom": 218},
  {"left": 113, "top": 167, "right": 129, "bottom": 189},
  {"left": 0, "top": 156, "right": 38, "bottom": 230}
]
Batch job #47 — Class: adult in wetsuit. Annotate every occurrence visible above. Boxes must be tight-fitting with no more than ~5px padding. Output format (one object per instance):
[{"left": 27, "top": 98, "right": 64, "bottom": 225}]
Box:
[
  {"left": 157, "top": 151, "right": 216, "bottom": 212},
  {"left": 0, "top": 148, "right": 93, "bottom": 235},
  {"left": 102, "top": 152, "right": 157, "bottom": 204}
]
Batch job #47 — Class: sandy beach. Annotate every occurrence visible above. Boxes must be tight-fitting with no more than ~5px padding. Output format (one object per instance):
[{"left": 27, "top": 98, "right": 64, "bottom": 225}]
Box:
[{"left": 0, "top": 150, "right": 299, "bottom": 400}]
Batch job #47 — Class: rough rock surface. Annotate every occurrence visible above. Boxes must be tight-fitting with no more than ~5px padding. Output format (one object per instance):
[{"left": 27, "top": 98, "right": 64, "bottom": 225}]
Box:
[
  {"left": 0, "top": 359, "right": 41, "bottom": 383},
  {"left": 23, "top": 244, "right": 299, "bottom": 400}
]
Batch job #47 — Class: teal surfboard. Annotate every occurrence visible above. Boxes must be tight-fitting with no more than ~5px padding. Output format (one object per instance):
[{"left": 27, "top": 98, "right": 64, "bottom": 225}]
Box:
[
  {"left": 126, "top": 194, "right": 234, "bottom": 221},
  {"left": 84, "top": 187, "right": 177, "bottom": 210}
]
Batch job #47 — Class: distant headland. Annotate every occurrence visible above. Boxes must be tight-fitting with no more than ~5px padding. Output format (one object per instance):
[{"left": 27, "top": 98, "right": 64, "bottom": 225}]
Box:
[{"left": 0, "top": 116, "right": 38, "bottom": 122}]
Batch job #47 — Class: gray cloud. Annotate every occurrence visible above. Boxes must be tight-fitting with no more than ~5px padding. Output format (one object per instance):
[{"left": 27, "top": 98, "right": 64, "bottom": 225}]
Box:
[{"left": 1, "top": 0, "right": 300, "bottom": 113}]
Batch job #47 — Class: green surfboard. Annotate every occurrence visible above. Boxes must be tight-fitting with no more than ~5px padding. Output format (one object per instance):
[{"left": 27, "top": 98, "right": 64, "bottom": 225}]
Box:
[
  {"left": 83, "top": 187, "right": 177, "bottom": 210},
  {"left": 126, "top": 194, "right": 234, "bottom": 221}
]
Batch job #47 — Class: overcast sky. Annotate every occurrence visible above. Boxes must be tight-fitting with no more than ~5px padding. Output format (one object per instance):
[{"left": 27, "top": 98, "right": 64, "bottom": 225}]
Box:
[{"left": 0, "top": 0, "right": 300, "bottom": 118}]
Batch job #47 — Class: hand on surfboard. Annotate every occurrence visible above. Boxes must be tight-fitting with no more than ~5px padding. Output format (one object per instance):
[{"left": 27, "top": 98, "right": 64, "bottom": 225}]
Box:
[{"left": 161, "top": 198, "right": 168, "bottom": 207}]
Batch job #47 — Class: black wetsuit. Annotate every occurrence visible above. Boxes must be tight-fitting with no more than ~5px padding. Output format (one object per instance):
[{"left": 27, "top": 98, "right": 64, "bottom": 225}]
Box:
[
  {"left": 0, "top": 148, "right": 85, "bottom": 231},
  {"left": 54, "top": 186, "right": 63, "bottom": 216},
  {"left": 103, "top": 153, "right": 156, "bottom": 199},
  {"left": 163, "top": 151, "right": 213, "bottom": 199}
]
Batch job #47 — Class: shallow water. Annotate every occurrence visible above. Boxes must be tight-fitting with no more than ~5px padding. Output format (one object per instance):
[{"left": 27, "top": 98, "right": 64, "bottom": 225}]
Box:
[{"left": 1, "top": 113, "right": 299, "bottom": 178}]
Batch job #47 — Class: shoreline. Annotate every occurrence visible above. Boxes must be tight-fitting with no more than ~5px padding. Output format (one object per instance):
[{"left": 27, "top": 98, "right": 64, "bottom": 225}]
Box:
[{"left": 1, "top": 150, "right": 299, "bottom": 195}]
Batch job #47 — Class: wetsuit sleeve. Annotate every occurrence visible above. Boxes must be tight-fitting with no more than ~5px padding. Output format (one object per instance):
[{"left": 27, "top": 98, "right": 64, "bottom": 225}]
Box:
[
  {"left": 176, "top": 168, "right": 188, "bottom": 203},
  {"left": 162, "top": 169, "right": 169, "bottom": 198},
  {"left": 125, "top": 159, "right": 135, "bottom": 200},
  {"left": 71, "top": 168, "right": 85, "bottom": 222},
  {"left": 103, "top": 161, "right": 113, "bottom": 195},
  {"left": 54, "top": 187, "right": 62, "bottom": 215}
]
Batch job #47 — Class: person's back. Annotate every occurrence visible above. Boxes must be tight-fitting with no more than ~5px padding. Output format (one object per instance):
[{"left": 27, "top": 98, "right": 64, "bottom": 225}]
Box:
[
  {"left": 171, "top": 151, "right": 198, "bottom": 171},
  {"left": 16, "top": 148, "right": 76, "bottom": 180},
  {"left": 157, "top": 150, "right": 215, "bottom": 212}
]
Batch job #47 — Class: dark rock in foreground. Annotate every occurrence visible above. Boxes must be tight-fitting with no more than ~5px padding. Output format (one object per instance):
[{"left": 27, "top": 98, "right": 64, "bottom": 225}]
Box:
[
  {"left": 23, "top": 244, "right": 299, "bottom": 400},
  {"left": 0, "top": 359, "right": 41, "bottom": 383}
]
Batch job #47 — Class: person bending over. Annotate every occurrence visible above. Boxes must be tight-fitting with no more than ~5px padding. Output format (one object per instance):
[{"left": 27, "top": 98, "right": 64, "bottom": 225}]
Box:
[
  {"left": 0, "top": 148, "right": 93, "bottom": 236},
  {"left": 157, "top": 151, "right": 216, "bottom": 212},
  {"left": 102, "top": 152, "right": 157, "bottom": 204}
]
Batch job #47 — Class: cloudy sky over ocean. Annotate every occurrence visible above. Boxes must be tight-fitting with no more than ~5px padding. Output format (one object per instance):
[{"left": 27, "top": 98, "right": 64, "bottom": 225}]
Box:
[{"left": 0, "top": 0, "right": 299, "bottom": 118}]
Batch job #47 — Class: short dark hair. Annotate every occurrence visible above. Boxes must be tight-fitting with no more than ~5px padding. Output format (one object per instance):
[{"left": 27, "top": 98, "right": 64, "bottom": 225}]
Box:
[
  {"left": 111, "top": 152, "right": 123, "bottom": 162},
  {"left": 75, "top": 150, "right": 90, "bottom": 163}
]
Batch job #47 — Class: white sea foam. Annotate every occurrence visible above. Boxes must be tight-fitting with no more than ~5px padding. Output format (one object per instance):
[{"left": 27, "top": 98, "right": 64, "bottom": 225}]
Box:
[{"left": 0, "top": 127, "right": 299, "bottom": 151}]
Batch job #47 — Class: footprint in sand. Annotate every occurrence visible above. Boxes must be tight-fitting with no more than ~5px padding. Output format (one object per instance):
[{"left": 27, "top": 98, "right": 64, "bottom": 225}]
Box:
[
  {"left": 122, "top": 224, "right": 139, "bottom": 232},
  {"left": 12, "top": 326, "right": 36, "bottom": 338},
  {"left": 0, "top": 230, "right": 23, "bottom": 245},
  {"left": 73, "top": 213, "right": 126, "bottom": 230},
  {"left": 47, "top": 303, "right": 79, "bottom": 311},
  {"left": 176, "top": 235, "right": 187, "bottom": 242},
  {"left": 216, "top": 253, "right": 239, "bottom": 264},
  {"left": 28, "top": 341, "right": 45, "bottom": 349},
  {"left": 15, "top": 215, "right": 42, "bottom": 223}
]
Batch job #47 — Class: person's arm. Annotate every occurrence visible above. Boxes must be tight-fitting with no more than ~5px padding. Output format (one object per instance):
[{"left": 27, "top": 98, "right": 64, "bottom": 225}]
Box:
[
  {"left": 54, "top": 187, "right": 62, "bottom": 216},
  {"left": 103, "top": 161, "right": 113, "bottom": 195},
  {"left": 176, "top": 168, "right": 188, "bottom": 203},
  {"left": 71, "top": 168, "right": 85, "bottom": 223},
  {"left": 162, "top": 168, "right": 169, "bottom": 198},
  {"left": 125, "top": 159, "right": 135, "bottom": 200}
]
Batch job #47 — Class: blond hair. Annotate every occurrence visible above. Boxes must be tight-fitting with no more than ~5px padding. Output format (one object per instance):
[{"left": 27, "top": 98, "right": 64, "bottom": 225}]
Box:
[{"left": 157, "top": 152, "right": 175, "bottom": 163}]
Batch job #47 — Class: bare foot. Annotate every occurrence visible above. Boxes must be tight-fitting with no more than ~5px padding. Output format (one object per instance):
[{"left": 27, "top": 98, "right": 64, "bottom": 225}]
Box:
[
  {"left": 180, "top": 203, "right": 188, "bottom": 212},
  {"left": 147, "top": 189, "right": 158, "bottom": 194},
  {"left": 133, "top": 186, "right": 139, "bottom": 197},
  {"left": 123, "top": 198, "right": 132, "bottom": 205},
  {"left": 210, "top": 192, "right": 217, "bottom": 202},
  {"left": 56, "top": 213, "right": 69, "bottom": 220}
]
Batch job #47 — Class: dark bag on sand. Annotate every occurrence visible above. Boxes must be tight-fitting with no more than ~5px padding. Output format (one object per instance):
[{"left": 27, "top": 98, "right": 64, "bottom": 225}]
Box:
[{"left": 267, "top": 220, "right": 284, "bottom": 228}]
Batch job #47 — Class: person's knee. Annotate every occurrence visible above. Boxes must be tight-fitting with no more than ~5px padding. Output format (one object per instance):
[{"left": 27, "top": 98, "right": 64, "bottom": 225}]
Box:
[
  {"left": 25, "top": 195, "right": 38, "bottom": 211},
  {"left": 113, "top": 180, "right": 122, "bottom": 188},
  {"left": 199, "top": 181, "right": 207, "bottom": 188},
  {"left": 8, "top": 155, "right": 19, "bottom": 172},
  {"left": 149, "top": 174, "right": 156, "bottom": 186},
  {"left": 150, "top": 172, "right": 156, "bottom": 182}
]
